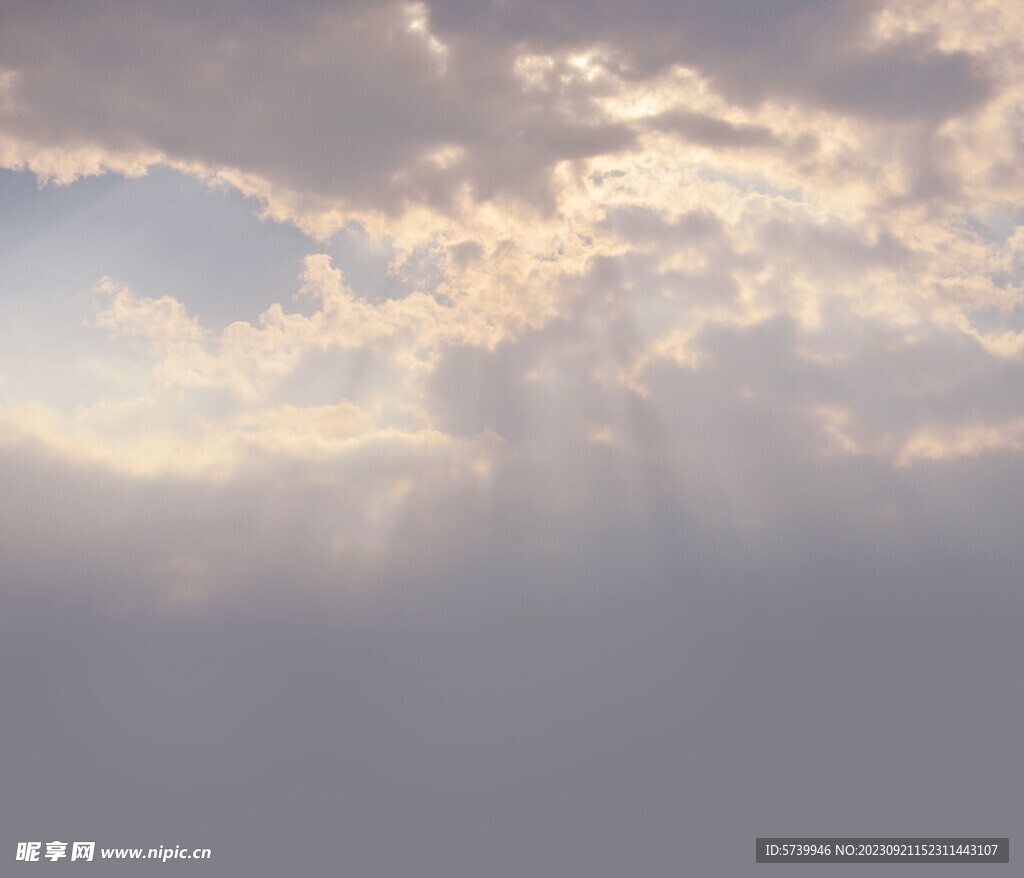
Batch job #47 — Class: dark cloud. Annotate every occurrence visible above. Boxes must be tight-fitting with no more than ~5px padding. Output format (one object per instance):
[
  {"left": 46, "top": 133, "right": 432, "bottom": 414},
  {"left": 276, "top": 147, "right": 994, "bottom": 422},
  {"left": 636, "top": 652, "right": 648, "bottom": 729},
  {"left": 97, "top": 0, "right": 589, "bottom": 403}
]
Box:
[
  {"left": 0, "top": 0, "right": 635, "bottom": 213},
  {"left": 430, "top": 0, "right": 992, "bottom": 120},
  {"left": 599, "top": 206, "right": 726, "bottom": 246},
  {"left": 645, "top": 110, "right": 780, "bottom": 149},
  {"left": 0, "top": 0, "right": 993, "bottom": 215},
  {"left": 758, "top": 217, "right": 917, "bottom": 275},
  {"left": 813, "top": 34, "right": 991, "bottom": 122}
]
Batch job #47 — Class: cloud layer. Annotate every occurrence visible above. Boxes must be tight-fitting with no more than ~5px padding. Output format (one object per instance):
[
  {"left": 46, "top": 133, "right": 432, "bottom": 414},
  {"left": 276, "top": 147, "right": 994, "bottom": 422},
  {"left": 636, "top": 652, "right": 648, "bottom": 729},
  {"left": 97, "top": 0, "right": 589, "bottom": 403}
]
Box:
[{"left": 1, "top": 2, "right": 1023, "bottom": 876}]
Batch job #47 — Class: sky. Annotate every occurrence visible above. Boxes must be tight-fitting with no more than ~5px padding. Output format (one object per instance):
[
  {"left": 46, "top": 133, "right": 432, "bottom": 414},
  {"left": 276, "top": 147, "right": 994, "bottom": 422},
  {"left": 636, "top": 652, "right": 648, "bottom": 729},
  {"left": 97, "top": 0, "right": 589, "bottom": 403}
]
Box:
[{"left": 1, "top": 1, "right": 1022, "bottom": 875}]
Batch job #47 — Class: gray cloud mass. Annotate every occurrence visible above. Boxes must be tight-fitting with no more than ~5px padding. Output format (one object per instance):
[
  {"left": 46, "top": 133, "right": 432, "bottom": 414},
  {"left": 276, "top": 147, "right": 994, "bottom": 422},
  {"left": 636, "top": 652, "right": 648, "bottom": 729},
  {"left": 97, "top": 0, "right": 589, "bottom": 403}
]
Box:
[{"left": 0, "top": 0, "right": 994, "bottom": 212}]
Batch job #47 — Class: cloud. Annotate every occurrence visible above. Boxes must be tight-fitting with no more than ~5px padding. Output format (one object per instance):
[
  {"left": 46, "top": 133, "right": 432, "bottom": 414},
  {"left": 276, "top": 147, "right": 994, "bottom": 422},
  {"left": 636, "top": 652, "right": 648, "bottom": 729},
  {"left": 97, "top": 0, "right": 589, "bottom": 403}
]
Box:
[
  {"left": 430, "top": 0, "right": 992, "bottom": 118},
  {"left": 1, "top": 3, "right": 1024, "bottom": 874},
  {"left": 3, "top": 271, "right": 1024, "bottom": 875},
  {"left": 0, "top": 0, "right": 636, "bottom": 219},
  {"left": 645, "top": 110, "right": 780, "bottom": 149},
  {"left": 0, "top": 0, "right": 1006, "bottom": 231}
]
